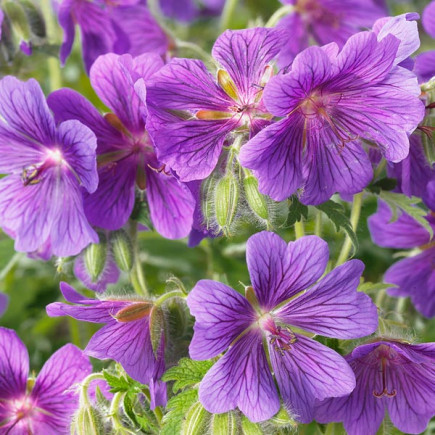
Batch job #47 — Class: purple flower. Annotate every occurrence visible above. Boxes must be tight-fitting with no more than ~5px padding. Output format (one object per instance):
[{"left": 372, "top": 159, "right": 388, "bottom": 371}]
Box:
[
  {"left": 187, "top": 231, "right": 378, "bottom": 422},
  {"left": 57, "top": 0, "right": 168, "bottom": 73},
  {"left": 276, "top": 0, "right": 386, "bottom": 68},
  {"left": 414, "top": 1, "right": 435, "bottom": 83},
  {"left": 368, "top": 200, "right": 435, "bottom": 317},
  {"left": 48, "top": 53, "right": 195, "bottom": 240},
  {"left": 239, "top": 21, "right": 425, "bottom": 205},
  {"left": 0, "top": 327, "right": 92, "bottom": 433},
  {"left": 315, "top": 339, "right": 435, "bottom": 435},
  {"left": 146, "top": 27, "right": 284, "bottom": 182},
  {"left": 0, "top": 76, "right": 98, "bottom": 257},
  {"left": 387, "top": 135, "right": 435, "bottom": 204},
  {"left": 46, "top": 282, "right": 167, "bottom": 409}
]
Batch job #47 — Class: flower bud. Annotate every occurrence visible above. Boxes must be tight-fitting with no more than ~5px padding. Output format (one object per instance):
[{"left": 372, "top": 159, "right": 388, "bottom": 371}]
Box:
[
  {"left": 149, "top": 305, "right": 165, "bottom": 357},
  {"left": 83, "top": 234, "right": 108, "bottom": 283},
  {"left": 241, "top": 416, "right": 263, "bottom": 435},
  {"left": 215, "top": 174, "right": 239, "bottom": 235},
  {"left": 201, "top": 175, "right": 217, "bottom": 229},
  {"left": 73, "top": 406, "right": 103, "bottom": 435},
  {"left": 243, "top": 174, "right": 269, "bottom": 221},
  {"left": 17, "top": 0, "right": 46, "bottom": 38},
  {"left": 270, "top": 407, "right": 297, "bottom": 429},
  {"left": 110, "top": 230, "right": 134, "bottom": 272},
  {"left": 211, "top": 412, "right": 237, "bottom": 435},
  {"left": 3, "top": 1, "right": 31, "bottom": 42},
  {"left": 182, "top": 402, "right": 209, "bottom": 435}
]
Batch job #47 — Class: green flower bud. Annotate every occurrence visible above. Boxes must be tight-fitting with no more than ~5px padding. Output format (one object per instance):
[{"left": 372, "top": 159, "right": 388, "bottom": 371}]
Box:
[
  {"left": 201, "top": 175, "right": 218, "bottom": 229},
  {"left": 73, "top": 406, "right": 103, "bottom": 435},
  {"left": 17, "top": 0, "right": 46, "bottom": 38},
  {"left": 83, "top": 234, "right": 107, "bottom": 283},
  {"left": 215, "top": 174, "right": 239, "bottom": 234},
  {"left": 270, "top": 407, "right": 297, "bottom": 429},
  {"left": 182, "top": 402, "right": 209, "bottom": 435},
  {"left": 3, "top": 1, "right": 31, "bottom": 42},
  {"left": 241, "top": 416, "right": 263, "bottom": 435},
  {"left": 149, "top": 305, "right": 165, "bottom": 357},
  {"left": 243, "top": 174, "right": 269, "bottom": 221},
  {"left": 211, "top": 412, "right": 237, "bottom": 435},
  {"left": 110, "top": 230, "right": 134, "bottom": 272}
]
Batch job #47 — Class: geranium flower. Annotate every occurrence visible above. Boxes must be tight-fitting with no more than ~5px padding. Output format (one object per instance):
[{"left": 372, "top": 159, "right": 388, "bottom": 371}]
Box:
[
  {"left": 276, "top": 0, "right": 386, "bottom": 67},
  {"left": 46, "top": 282, "right": 167, "bottom": 409},
  {"left": 239, "top": 15, "right": 424, "bottom": 205},
  {"left": 48, "top": 53, "right": 195, "bottom": 239},
  {"left": 0, "top": 327, "right": 91, "bottom": 433},
  {"left": 146, "top": 27, "right": 284, "bottom": 182},
  {"left": 56, "top": 0, "right": 168, "bottom": 73},
  {"left": 315, "top": 339, "right": 435, "bottom": 434},
  {"left": 0, "top": 76, "right": 98, "bottom": 257},
  {"left": 368, "top": 197, "right": 435, "bottom": 318},
  {"left": 187, "top": 231, "right": 378, "bottom": 422}
]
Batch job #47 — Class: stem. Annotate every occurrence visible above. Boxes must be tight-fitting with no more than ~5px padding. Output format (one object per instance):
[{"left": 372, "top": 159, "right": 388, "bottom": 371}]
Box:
[
  {"left": 129, "top": 222, "right": 148, "bottom": 297},
  {"left": 220, "top": 0, "right": 238, "bottom": 31},
  {"left": 142, "top": 388, "right": 163, "bottom": 425},
  {"left": 336, "top": 192, "right": 363, "bottom": 266},
  {"left": 110, "top": 392, "right": 129, "bottom": 432},
  {"left": 175, "top": 40, "right": 215, "bottom": 65},
  {"left": 79, "top": 373, "right": 105, "bottom": 408},
  {"left": 155, "top": 290, "right": 186, "bottom": 307},
  {"left": 0, "top": 252, "right": 22, "bottom": 280},
  {"left": 314, "top": 210, "right": 322, "bottom": 237},
  {"left": 373, "top": 159, "right": 386, "bottom": 181},
  {"left": 265, "top": 5, "right": 294, "bottom": 27},
  {"left": 42, "top": 0, "right": 62, "bottom": 91},
  {"left": 294, "top": 220, "right": 305, "bottom": 239}
]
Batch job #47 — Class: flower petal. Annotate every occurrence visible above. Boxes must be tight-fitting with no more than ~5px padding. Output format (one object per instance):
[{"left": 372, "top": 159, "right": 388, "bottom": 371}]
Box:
[
  {"left": 147, "top": 58, "right": 233, "bottom": 111},
  {"left": 275, "top": 260, "right": 378, "bottom": 339},
  {"left": 269, "top": 334, "right": 355, "bottom": 423},
  {"left": 0, "top": 327, "right": 28, "bottom": 398},
  {"left": 187, "top": 280, "right": 256, "bottom": 360},
  {"left": 30, "top": 344, "right": 92, "bottom": 433},
  {"left": 145, "top": 164, "right": 195, "bottom": 239},
  {"left": 239, "top": 116, "right": 304, "bottom": 201},
  {"left": 199, "top": 329, "right": 280, "bottom": 423},
  {"left": 423, "top": 0, "right": 435, "bottom": 39},
  {"left": 414, "top": 51, "right": 435, "bottom": 83},
  {"left": 211, "top": 27, "right": 284, "bottom": 104},
  {"left": 246, "top": 232, "right": 329, "bottom": 309}
]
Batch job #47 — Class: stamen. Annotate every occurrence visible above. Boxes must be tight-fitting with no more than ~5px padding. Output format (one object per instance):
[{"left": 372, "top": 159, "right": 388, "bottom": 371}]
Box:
[
  {"left": 373, "top": 357, "right": 396, "bottom": 398},
  {"left": 114, "top": 302, "right": 153, "bottom": 323},
  {"left": 217, "top": 69, "right": 239, "bottom": 102},
  {"left": 269, "top": 326, "right": 297, "bottom": 356}
]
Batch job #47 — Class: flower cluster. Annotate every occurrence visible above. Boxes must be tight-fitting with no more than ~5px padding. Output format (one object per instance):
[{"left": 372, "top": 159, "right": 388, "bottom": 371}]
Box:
[{"left": 0, "top": 0, "right": 434, "bottom": 433}]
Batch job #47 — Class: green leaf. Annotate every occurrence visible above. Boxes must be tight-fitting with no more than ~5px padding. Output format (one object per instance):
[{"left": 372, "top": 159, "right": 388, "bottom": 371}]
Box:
[
  {"left": 366, "top": 177, "right": 397, "bottom": 194},
  {"left": 103, "top": 370, "right": 138, "bottom": 394},
  {"left": 284, "top": 196, "right": 308, "bottom": 227},
  {"left": 377, "top": 192, "right": 433, "bottom": 239},
  {"left": 315, "top": 200, "right": 359, "bottom": 255},
  {"left": 161, "top": 389, "right": 198, "bottom": 435},
  {"left": 358, "top": 282, "right": 396, "bottom": 294},
  {"left": 123, "top": 391, "right": 159, "bottom": 433},
  {"left": 162, "top": 358, "right": 214, "bottom": 393}
]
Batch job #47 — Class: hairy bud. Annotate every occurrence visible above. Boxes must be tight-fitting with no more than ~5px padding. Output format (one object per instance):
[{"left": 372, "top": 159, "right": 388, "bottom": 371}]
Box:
[
  {"left": 211, "top": 412, "right": 237, "bottom": 435},
  {"left": 73, "top": 406, "right": 103, "bottom": 435},
  {"left": 110, "top": 230, "right": 134, "bottom": 272},
  {"left": 214, "top": 174, "right": 239, "bottom": 235},
  {"left": 241, "top": 416, "right": 263, "bottom": 435},
  {"left": 83, "top": 234, "right": 107, "bottom": 283},
  {"left": 243, "top": 173, "right": 270, "bottom": 221},
  {"left": 182, "top": 402, "right": 209, "bottom": 435}
]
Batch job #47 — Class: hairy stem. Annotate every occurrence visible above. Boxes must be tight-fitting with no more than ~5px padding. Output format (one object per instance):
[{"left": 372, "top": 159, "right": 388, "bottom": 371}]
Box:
[
  {"left": 220, "top": 0, "right": 238, "bottom": 31},
  {"left": 336, "top": 192, "right": 363, "bottom": 266},
  {"left": 265, "top": 5, "right": 294, "bottom": 28},
  {"left": 129, "top": 222, "right": 148, "bottom": 297},
  {"left": 294, "top": 220, "right": 305, "bottom": 239}
]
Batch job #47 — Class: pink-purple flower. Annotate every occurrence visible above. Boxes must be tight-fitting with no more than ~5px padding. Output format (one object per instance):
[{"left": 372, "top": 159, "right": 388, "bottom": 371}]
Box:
[
  {"left": 315, "top": 339, "right": 435, "bottom": 434},
  {"left": 187, "top": 231, "right": 378, "bottom": 422},
  {"left": 146, "top": 27, "right": 284, "bottom": 182},
  {"left": 368, "top": 198, "right": 435, "bottom": 318},
  {"left": 0, "top": 76, "right": 98, "bottom": 257},
  {"left": 239, "top": 16, "right": 425, "bottom": 205},
  {"left": 46, "top": 282, "right": 167, "bottom": 409},
  {"left": 276, "top": 0, "right": 386, "bottom": 68},
  {"left": 56, "top": 0, "right": 168, "bottom": 73},
  {"left": 48, "top": 53, "right": 195, "bottom": 240},
  {"left": 0, "top": 327, "right": 91, "bottom": 433}
]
